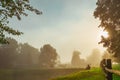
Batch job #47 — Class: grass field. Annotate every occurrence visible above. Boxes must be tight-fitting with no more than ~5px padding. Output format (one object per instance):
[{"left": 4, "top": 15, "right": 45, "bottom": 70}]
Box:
[
  {"left": 0, "top": 64, "right": 120, "bottom": 80},
  {"left": 52, "top": 64, "right": 120, "bottom": 80},
  {"left": 113, "top": 64, "right": 120, "bottom": 80},
  {"left": 0, "top": 68, "right": 83, "bottom": 80},
  {"left": 51, "top": 68, "right": 105, "bottom": 80}
]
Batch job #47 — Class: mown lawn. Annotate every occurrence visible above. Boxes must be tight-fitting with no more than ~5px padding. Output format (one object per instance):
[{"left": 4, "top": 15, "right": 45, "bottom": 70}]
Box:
[{"left": 51, "top": 68, "right": 105, "bottom": 80}]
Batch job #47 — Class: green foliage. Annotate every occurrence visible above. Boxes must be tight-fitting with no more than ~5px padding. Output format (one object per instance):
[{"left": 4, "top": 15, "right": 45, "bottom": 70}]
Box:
[
  {"left": 0, "top": 0, "right": 42, "bottom": 44},
  {"left": 94, "top": 0, "right": 120, "bottom": 60},
  {"left": 52, "top": 68, "right": 105, "bottom": 80}
]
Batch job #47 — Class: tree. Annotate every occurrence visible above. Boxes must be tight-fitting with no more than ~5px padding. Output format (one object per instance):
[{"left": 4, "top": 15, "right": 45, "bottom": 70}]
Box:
[
  {"left": 71, "top": 51, "right": 81, "bottom": 67},
  {"left": 71, "top": 50, "right": 86, "bottom": 68},
  {"left": 0, "top": 37, "right": 18, "bottom": 68},
  {"left": 17, "top": 43, "right": 39, "bottom": 68},
  {"left": 86, "top": 49, "right": 101, "bottom": 67},
  {"left": 0, "top": 37, "right": 41, "bottom": 68},
  {"left": 0, "top": 0, "right": 42, "bottom": 44},
  {"left": 102, "top": 51, "right": 120, "bottom": 63},
  {"left": 94, "top": 0, "right": 120, "bottom": 61},
  {"left": 102, "top": 51, "right": 112, "bottom": 59},
  {"left": 39, "top": 44, "right": 59, "bottom": 68}
]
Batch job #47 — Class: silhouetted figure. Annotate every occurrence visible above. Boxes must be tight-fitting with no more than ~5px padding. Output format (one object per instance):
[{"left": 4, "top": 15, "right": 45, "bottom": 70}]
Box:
[{"left": 85, "top": 64, "right": 91, "bottom": 70}]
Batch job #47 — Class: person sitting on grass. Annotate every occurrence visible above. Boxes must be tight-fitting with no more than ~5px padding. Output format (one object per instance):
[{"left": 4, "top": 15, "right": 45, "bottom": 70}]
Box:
[{"left": 85, "top": 64, "right": 91, "bottom": 70}]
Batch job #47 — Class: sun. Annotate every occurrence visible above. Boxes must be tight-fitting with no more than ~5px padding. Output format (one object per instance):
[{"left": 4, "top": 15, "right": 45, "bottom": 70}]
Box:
[{"left": 99, "top": 30, "right": 109, "bottom": 38}]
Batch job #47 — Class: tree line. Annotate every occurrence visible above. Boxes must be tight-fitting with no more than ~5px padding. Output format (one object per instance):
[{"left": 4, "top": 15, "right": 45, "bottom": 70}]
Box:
[{"left": 0, "top": 38, "right": 59, "bottom": 69}]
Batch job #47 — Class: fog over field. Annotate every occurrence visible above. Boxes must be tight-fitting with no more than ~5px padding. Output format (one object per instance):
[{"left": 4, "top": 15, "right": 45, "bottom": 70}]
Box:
[
  {"left": 8, "top": 0, "right": 107, "bottom": 63},
  {"left": 0, "top": 0, "right": 120, "bottom": 80}
]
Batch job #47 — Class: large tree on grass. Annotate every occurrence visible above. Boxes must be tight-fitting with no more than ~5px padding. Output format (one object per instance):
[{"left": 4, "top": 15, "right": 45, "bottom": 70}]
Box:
[
  {"left": 0, "top": 0, "right": 42, "bottom": 44},
  {"left": 94, "top": 0, "right": 120, "bottom": 61}
]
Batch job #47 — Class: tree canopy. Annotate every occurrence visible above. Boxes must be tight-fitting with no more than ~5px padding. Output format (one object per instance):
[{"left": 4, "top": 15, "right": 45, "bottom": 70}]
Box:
[
  {"left": 39, "top": 44, "right": 59, "bottom": 68},
  {"left": 71, "top": 51, "right": 81, "bottom": 67},
  {"left": 87, "top": 49, "right": 101, "bottom": 67},
  {"left": 94, "top": 0, "right": 120, "bottom": 60},
  {"left": 71, "top": 50, "right": 86, "bottom": 68},
  {"left": 0, "top": 38, "right": 18, "bottom": 68},
  {"left": 0, "top": 0, "right": 42, "bottom": 44},
  {"left": 0, "top": 38, "right": 40, "bottom": 68}
]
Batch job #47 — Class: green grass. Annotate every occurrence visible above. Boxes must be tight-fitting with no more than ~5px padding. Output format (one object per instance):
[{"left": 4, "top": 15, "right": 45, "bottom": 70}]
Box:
[
  {"left": 0, "top": 69, "right": 15, "bottom": 80},
  {"left": 113, "top": 64, "right": 120, "bottom": 80},
  {"left": 52, "top": 64, "right": 120, "bottom": 80},
  {"left": 51, "top": 68, "right": 105, "bottom": 80}
]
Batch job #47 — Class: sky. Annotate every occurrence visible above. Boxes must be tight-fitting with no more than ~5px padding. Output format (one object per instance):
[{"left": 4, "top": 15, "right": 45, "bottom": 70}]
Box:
[{"left": 9, "top": 0, "right": 106, "bottom": 63}]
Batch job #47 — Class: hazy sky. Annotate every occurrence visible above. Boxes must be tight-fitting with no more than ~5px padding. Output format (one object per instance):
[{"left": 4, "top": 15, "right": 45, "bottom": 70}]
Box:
[{"left": 9, "top": 0, "right": 106, "bottom": 63}]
